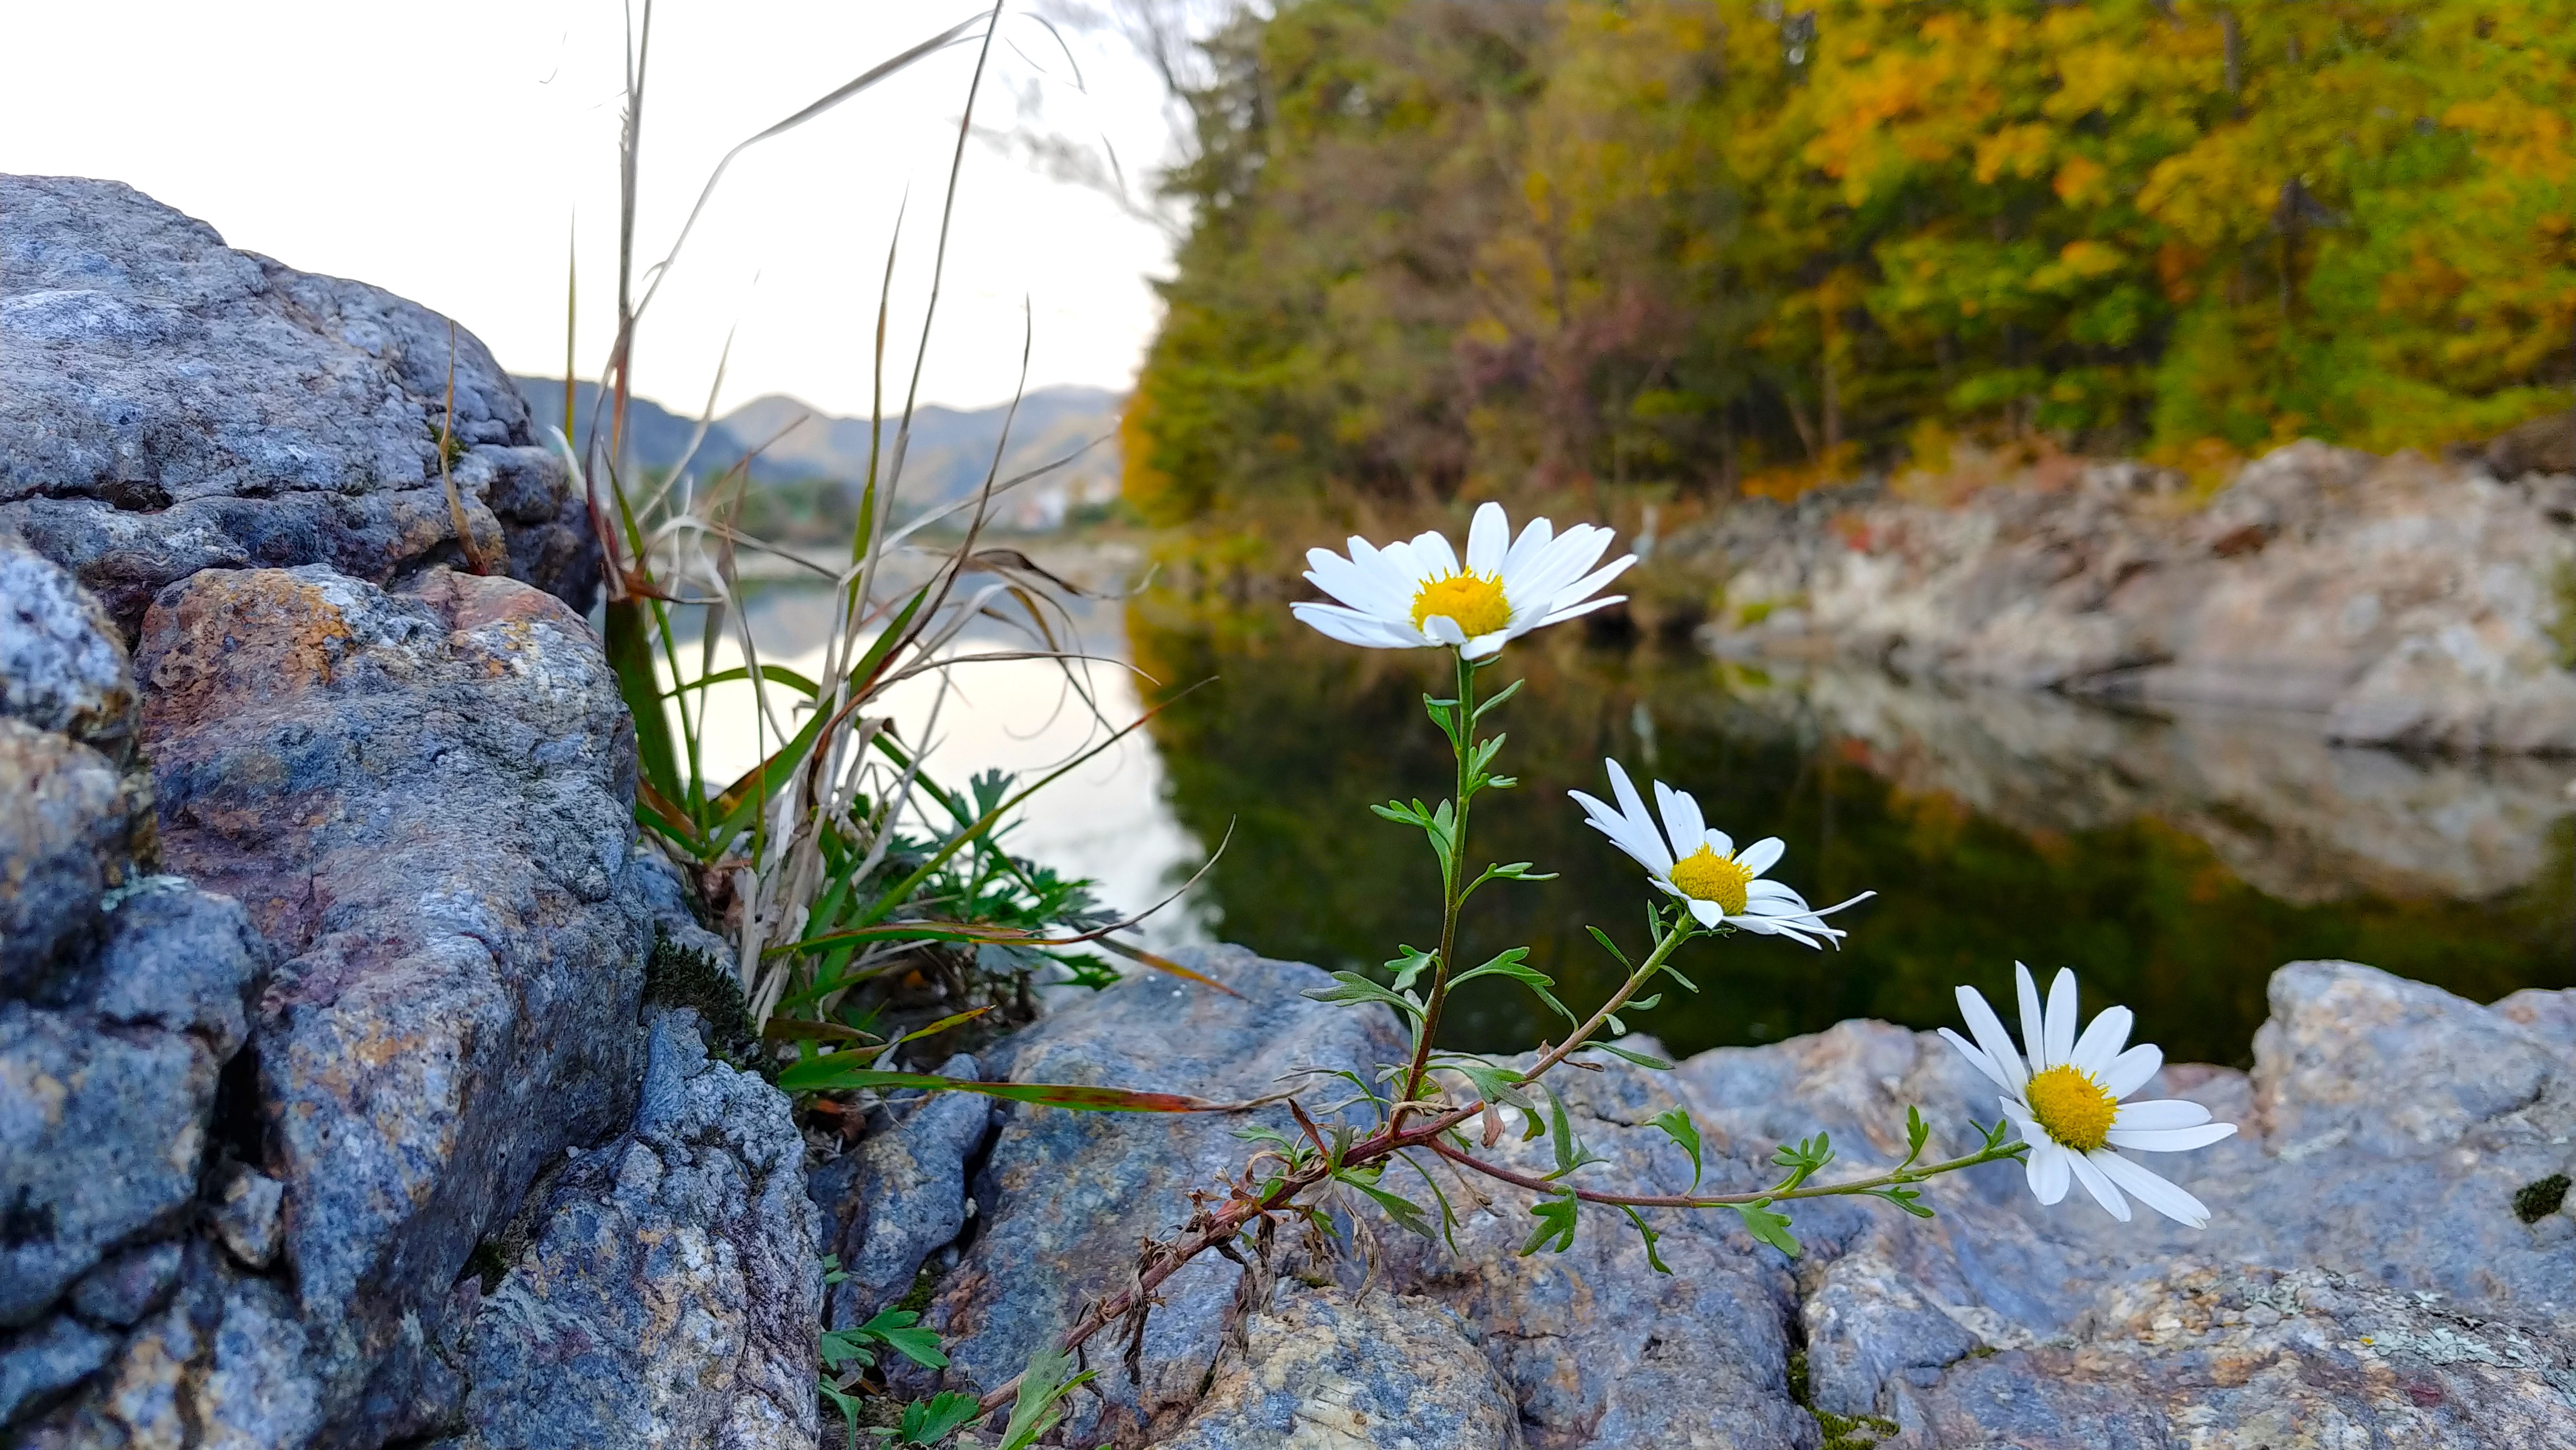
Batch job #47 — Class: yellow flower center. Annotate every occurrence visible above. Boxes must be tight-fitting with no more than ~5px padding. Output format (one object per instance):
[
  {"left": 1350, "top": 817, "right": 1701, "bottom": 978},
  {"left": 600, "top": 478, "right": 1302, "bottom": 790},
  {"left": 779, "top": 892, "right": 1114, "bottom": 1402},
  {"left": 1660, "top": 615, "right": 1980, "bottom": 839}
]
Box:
[
  {"left": 2025, "top": 1064, "right": 2117, "bottom": 1152},
  {"left": 1668, "top": 845, "right": 1753, "bottom": 915},
  {"left": 1410, "top": 571, "right": 1513, "bottom": 638}
]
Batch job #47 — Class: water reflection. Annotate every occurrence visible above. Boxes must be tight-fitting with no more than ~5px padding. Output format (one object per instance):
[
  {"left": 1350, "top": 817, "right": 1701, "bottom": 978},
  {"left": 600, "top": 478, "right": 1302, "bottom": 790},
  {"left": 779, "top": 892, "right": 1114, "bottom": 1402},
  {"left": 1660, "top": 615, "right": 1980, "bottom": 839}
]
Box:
[{"left": 1128, "top": 602, "right": 2576, "bottom": 1066}]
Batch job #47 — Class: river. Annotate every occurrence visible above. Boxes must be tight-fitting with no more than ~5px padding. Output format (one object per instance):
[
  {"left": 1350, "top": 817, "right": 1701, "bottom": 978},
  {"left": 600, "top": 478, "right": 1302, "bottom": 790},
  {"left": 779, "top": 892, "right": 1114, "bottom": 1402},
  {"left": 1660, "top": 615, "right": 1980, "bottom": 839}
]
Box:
[{"left": 689, "top": 564, "right": 2576, "bottom": 1068}]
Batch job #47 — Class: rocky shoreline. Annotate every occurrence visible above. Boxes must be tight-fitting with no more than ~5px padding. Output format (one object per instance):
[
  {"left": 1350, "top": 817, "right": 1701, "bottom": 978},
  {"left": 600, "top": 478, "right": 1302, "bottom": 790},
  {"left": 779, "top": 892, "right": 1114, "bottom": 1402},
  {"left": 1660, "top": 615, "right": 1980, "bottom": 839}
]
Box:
[
  {"left": 1685, "top": 437, "right": 2576, "bottom": 753},
  {"left": 6, "top": 175, "right": 2575, "bottom": 1446}
]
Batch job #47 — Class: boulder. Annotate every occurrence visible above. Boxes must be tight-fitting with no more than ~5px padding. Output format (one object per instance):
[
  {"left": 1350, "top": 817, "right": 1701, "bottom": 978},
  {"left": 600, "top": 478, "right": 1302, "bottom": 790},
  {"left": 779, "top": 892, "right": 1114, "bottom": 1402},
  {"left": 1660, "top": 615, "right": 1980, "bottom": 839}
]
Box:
[
  {"left": 445, "top": 1010, "right": 820, "bottom": 1450},
  {"left": 0, "top": 529, "right": 135, "bottom": 753},
  {"left": 885, "top": 954, "right": 2576, "bottom": 1448},
  {"left": 128, "top": 563, "right": 653, "bottom": 1438},
  {"left": 1698, "top": 443, "right": 2576, "bottom": 752},
  {"left": 0, "top": 175, "right": 596, "bottom": 634}
]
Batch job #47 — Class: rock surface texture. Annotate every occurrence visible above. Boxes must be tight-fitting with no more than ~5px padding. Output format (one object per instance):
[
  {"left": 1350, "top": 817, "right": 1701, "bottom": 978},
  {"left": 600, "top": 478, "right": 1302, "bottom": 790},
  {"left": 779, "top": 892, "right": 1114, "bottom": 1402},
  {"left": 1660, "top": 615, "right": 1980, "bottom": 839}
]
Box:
[
  {"left": 0, "top": 174, "right": 596, "bottom": 633},
  {"left": 2, "top": 179, "right": 814, "bottom": 1446},
  {"left": 855, "top": 950, "right": 2576, "bottom": 1448},
  {"left": 1696, "top": 442, "right": 2576, "bottom": 751}
]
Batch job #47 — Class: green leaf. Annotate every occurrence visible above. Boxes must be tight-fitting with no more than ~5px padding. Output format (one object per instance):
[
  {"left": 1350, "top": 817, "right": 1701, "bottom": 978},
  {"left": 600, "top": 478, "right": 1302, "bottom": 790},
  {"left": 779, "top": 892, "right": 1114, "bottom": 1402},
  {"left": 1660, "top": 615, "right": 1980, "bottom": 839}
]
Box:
[
  {"left": 1873, "top": 1185, "right": 1938, "bottom": 1219},
  {"left": 1301, "top": 971, "right": 1426, "bottom": 1019},
  {"left": 1585, "top": 925, "right": 1633, "bottom": 969},
  {"left": 1384, "top": 945, "right": 1435, "bottom": 993},
  {"left": 819, "top": 1325, "right": 876, "bottom": 1371},
  {"left": 899, "top": 1391, "right": 985, "bottom": 1445},
  {"left": 1544, "top": 1085, "right": 1602, "bottom": 1179},
  {"left": 773, "top": 1064, "right": 1244, "bottom": 1112},
  {"left": 819, "top": 1381, "right": 865, "bottom": 1450},
  {"left": 1520, "top": 1193, "right": 1580, "bottom": 1255},
  {"left": 1336, "top": 1171, "right": 1436, "bottom": 1242},
  {"left": 1619, "top": 1204, "right": 1674, "bottom": 1275},
  {"left": 1436, "top": 1054, "right": 1536, "bottom": 1112},
  {"left": 999, "top": 1346, "right": 1094, "bottom": 1450},
  {"left": 820, "top": 1253, "right": 851, "bottom": 1286},
  {"left": 1650, "top": 1106, "right": 1704, "bottom": 1192},
  {"left": 1472, "top": 676, "right": 1524, "bottom": 719},
  {"left": 859, "top": 1308, "right": 949, "bottom": 1369},
  {"left": 1903, "top": 1105, "right": 1930, "bottom": 1169},
  {"left": 1590, "top": 1040, "right": 1674, "bottom": 1071},
  {"left": 1732, "top": 1200, "right": 1802, "bottom": 1257}
]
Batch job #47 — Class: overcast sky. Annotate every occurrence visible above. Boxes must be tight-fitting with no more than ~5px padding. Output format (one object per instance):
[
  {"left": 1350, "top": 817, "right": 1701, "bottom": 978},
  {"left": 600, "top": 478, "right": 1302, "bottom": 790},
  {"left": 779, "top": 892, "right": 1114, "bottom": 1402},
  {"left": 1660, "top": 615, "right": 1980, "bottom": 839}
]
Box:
[{"left": 3, "top": 2, "right": 1177, "bottom": 416}]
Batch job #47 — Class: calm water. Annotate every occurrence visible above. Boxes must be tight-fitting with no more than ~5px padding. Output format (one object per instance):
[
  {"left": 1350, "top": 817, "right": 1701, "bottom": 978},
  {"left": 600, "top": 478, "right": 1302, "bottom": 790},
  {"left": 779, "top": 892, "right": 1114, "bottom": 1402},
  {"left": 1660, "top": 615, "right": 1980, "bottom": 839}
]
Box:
[{"left": 707, "top": 578, "right": 2576, "bottom": 1068}]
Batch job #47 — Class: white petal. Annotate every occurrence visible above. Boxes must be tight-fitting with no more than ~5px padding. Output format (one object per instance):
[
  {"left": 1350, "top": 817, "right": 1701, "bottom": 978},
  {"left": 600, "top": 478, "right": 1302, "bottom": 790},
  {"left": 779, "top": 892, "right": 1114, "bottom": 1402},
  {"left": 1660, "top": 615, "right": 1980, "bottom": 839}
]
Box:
[
  {"left": 1466, "top": 502, "right": 1508, "bottom": 574},
  {"left": 1957, "top": 986, "right": 2028, "bottom": 1091},
  {"left": 1735, "top": 837, "right": 1785, "bottom": 877},
  {"left": 1654, "top": 783, "right": 1707, "bottom": 859},
  {"left": 1544, "top": 553, "right": 1638, "bottom": 614},
  {"left": 1410, "top": 528, "right": 1460, "bottom": 578},
  {"left": 1531, "top": 593, "right": 1627, "bottom": 628},
  {"left": 1421, "top": 614, "right": 1469, "bottom": 648},
  {"left": 2014, "top": 964, "right": 2048, "bottom": 1070},
  {"left": 1509, "top": 523, "right": 1613, "bottom": 604},
  {"left": 2102, "top": 1044, "right": 2163, "bottom": 1100},
  {"left": 2070, "top": 1006, "right": 2133, "bottom": 1079},
  {"left": 2089, "top": 1150, "right": 2212, "bottom": 1228},
  {"left": 2044, "top": 968, "right": 2079, "bottom": 1069},
  {"left": 2025, "top": 1139, "right": 2071, "bottom": 1205},
  {"left": 1305, "top": 549, "right": 1409, "bottom": 618},
  {"left": 1940, "top": 1027, "right": 2017, "bottom": 1092},
  {"left": 1743, "top": 878, "right": 1804, "bottom": 904},
  {"left": 1291, "top": 602, "right": 1417, "bottom": 649},
  {"left": 2066, "top": 1151, "right": 2132, "bottom": 1221},
  {"left": 1603, "top": 762, "right": 1671, "bottom": 870},
  {"left": 1687, "top": 898, "right": 1725, "bottom": 928},
  {"left": 2103, "top": 1123, "right": 2237, "bottom": 1153},
  {"left": 1767, "top": 923, "right": 1826, "bottom": 950},
  {"left": 1502, "top": 515, "right": 1556, "bottom": 579},
  {"left": 1461, "top": 631, "right": 1507, "bottom": 660},
  {"left": 2109, "top": 1099, "right": 2210, "bottom": 1131},
  {"left": 1741, "top": 890, "right": 1819, "bottom": 918},
  {"left": 1805, "top": 890, "right": 1876, "bottom": 918}
]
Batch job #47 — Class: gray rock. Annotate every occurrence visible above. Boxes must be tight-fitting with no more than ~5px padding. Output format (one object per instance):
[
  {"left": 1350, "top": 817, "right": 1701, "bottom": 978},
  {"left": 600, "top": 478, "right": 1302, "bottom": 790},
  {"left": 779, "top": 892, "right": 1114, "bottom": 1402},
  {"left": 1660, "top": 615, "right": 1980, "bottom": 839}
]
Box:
[
  {"left": 0, "top": 530, "right": 133, "bottom": 753},
  {"left": 0, "top": 883, "right": 257, "bottom": 1332},
  {"left": 0, "top": 717, "right": 141, "bottom": 993},
  {"left": 209, "top": 1164, "right": 285, "bottom": 1271},
  {"left": 1154, "top": 1287, "right": 1525, "bottom": 1450},
  {"left": 450, "top": 1010, "right": 820, "bottom": 1449},
  {"left": 0, "top": 1316, "right": 116, "bottom": 1424},
  {"left": 0, "top": 1000, "right": 214, "bottom": 1327},
  {"left": 133, "top": 563, "right": 655, "bottom": 1438},
  {"left": 808, "top": 1052, "right": 994, "bottom": 1329},
  {"left": 1697, "top": 441, "right": 2576, "bottom": 751},
  {"left": 1887, "top": 1266, "right": 2576, "bottom": 1448},
  {"left": 0, "top": 175, "right": 595, "bottom": 631},
  {"left": 906, "top": 947, "right": 1409, "bottom": 1446},
  {"left": 66, "top": 1242, "right": 184, "bottom": 1329}
]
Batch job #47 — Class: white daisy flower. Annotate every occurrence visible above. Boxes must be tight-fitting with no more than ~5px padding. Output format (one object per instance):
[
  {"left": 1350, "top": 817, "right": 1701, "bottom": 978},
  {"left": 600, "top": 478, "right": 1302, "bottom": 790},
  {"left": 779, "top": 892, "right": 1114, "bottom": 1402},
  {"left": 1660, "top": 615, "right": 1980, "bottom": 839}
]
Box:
[
  {"left": 1941, "top": 964, "right": 2238, "bottom": 1228},
  {"left": 1569, "top": 759, "right": 1872, "bottom": 948},
  {"left": 1290, "top": 501, "right": 1635, "bottom": 659}
]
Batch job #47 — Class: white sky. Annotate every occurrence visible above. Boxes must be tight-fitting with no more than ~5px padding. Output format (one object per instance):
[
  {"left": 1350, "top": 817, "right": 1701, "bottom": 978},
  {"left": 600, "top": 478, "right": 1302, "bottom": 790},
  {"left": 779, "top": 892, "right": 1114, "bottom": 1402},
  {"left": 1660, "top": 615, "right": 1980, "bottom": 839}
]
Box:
[{"left": 2, "top": 2, "right": 1178, "bottom": 415}]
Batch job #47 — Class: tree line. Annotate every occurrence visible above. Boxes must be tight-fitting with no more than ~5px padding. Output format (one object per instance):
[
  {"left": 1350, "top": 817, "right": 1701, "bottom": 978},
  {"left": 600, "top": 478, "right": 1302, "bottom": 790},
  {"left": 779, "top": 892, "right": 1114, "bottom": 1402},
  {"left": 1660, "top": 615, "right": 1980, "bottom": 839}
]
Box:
[{"left": 1121, "top": 0, "right": 2576, "bottom": 521}]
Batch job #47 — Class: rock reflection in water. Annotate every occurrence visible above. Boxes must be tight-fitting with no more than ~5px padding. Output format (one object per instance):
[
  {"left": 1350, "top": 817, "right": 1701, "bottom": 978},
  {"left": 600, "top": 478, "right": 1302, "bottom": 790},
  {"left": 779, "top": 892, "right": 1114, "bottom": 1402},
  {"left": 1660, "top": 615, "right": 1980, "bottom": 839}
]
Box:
[{"left": 1751, "top": 666, "right": 2572, "bottom": 906}]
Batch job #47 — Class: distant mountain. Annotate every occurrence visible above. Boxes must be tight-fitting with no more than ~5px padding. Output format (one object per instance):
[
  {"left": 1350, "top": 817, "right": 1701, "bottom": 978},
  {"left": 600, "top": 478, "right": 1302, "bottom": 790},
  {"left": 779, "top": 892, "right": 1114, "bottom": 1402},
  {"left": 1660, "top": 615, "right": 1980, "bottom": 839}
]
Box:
[{"left": 512, "top": 377, "right": 1124, "bottom": 529}]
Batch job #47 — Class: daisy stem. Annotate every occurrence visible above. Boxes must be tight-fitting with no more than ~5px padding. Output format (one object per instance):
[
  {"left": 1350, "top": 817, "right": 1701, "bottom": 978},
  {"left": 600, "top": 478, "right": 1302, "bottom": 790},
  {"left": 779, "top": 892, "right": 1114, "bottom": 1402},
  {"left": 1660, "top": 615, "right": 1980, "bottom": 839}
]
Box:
[
  {"left": 1399, "top": 648, "right": 1482, "bottom": 1121},
  {"left": 1427, "top": 1136, "right": 2030, "bottom": 1211}
]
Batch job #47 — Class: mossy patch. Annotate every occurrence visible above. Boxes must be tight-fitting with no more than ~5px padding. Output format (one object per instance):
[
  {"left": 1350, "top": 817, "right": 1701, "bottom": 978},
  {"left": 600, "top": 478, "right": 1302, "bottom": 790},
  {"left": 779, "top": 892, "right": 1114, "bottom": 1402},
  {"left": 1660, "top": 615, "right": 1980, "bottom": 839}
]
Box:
[
  {"left": 2513, "top": 1172, "right": 2569, "bottom": 1224},
  {"left": 1785, "top": 1350, "right": 1900, "bottom": 1449},
  {"left": 644, "top": 928, "right": 755, "bottom": 1058}
]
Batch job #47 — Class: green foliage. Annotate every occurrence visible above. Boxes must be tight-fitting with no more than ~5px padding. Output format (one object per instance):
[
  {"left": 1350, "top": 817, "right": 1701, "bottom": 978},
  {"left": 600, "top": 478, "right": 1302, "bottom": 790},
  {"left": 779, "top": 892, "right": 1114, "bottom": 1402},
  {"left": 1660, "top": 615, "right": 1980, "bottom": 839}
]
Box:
[{"left": 1130, "top": 0, "right": 2576, "bottom": 512}]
